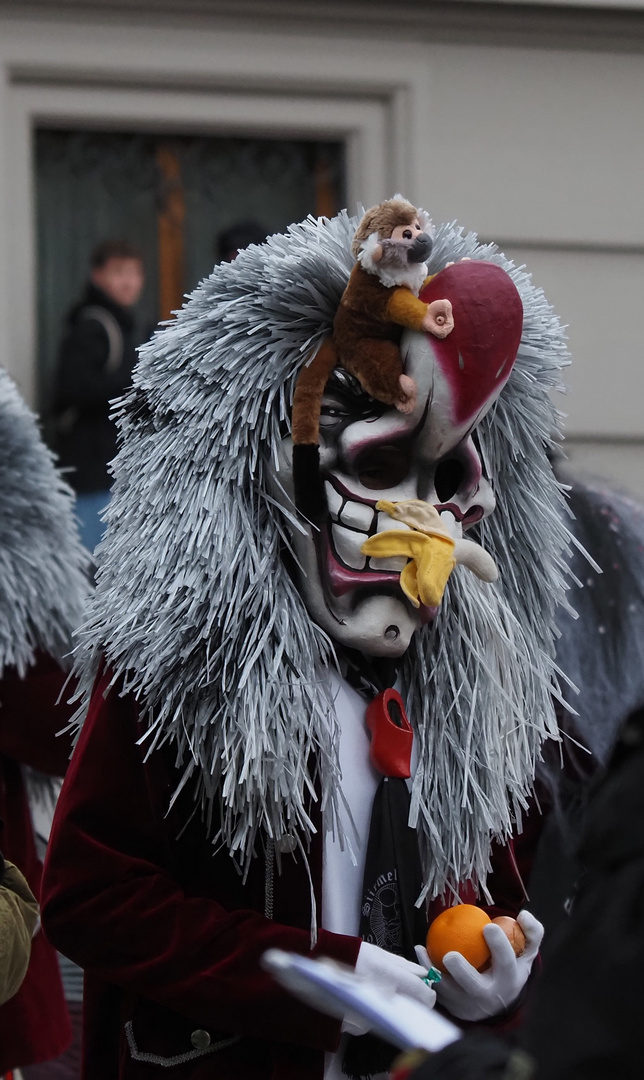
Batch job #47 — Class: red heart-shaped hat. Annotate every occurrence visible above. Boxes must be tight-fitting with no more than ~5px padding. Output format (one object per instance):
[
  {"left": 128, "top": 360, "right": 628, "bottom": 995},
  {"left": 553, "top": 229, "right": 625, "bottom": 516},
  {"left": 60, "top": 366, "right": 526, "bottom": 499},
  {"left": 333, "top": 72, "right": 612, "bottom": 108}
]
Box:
[{"left": 419, "top": 261, "right": 523, "bottom": 429}]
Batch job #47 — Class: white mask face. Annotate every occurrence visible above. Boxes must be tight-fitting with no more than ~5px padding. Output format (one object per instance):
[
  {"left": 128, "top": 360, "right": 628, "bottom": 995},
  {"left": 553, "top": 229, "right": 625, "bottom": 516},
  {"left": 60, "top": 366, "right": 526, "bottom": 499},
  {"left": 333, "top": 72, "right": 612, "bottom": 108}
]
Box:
[
  {"left": 272, "top": 258, "right": 522, "bottom": 656},
  {"left": 272, "top": 328, "right": 498, "bottom": 657}
]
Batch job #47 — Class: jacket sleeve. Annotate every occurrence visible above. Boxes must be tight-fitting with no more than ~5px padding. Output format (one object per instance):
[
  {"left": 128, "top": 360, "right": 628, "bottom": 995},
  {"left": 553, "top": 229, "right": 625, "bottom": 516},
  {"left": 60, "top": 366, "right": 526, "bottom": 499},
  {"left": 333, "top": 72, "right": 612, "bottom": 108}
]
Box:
[
  {"left": 0, "top": 653, "right": 75, "bottom": 776},
  {"left": 483, "top": 800, "right": 546, "bottom": 920},
  {"left": 55, "top": 318, "right": 127, "bottom": 411},
  {"left": 0, "top": 859, "right": 39, "bottom": 1007},
  {"left": 386, "top": 288, "right": 428, "bottom": 331},
  {"left": 41, "top": 671, "right": 360, "bottom": 1052}
]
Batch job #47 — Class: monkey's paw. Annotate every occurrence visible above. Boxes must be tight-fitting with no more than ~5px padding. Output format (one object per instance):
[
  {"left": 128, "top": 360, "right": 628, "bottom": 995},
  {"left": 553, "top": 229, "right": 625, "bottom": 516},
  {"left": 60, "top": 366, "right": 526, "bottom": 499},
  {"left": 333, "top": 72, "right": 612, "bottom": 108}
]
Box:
[
  {"left": 396, "top": 374, "right": 417, "bottom": 414},
  {"left": 422, "top": 299, "right": 454, "bottom": 339}
]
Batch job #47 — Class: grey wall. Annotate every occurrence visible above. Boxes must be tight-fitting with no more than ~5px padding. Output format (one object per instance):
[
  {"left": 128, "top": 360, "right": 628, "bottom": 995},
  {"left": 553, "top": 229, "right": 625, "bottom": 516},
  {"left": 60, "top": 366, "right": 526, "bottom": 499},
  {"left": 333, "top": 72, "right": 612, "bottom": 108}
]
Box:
[{"left": 0, "top": 0, "right": 642, "bottom": 496}]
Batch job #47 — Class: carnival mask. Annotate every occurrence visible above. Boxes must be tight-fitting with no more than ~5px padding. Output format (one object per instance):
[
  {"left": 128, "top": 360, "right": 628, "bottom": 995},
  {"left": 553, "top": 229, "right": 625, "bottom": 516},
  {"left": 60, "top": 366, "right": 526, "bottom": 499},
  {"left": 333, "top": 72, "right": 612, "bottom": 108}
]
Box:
[{"left": 273, "top": 261, "right": 524, "bottom": 657}]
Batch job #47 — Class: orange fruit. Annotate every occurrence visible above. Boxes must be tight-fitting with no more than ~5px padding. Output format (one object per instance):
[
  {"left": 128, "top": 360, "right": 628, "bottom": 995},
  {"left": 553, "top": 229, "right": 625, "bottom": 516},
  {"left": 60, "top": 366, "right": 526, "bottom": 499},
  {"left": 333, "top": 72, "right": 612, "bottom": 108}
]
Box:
[
  {"left": 426, "top": 904, "right": 492, "bottom": 972},
  {"left": 492, "top": 916, "right": 526, "bottom": 956}
]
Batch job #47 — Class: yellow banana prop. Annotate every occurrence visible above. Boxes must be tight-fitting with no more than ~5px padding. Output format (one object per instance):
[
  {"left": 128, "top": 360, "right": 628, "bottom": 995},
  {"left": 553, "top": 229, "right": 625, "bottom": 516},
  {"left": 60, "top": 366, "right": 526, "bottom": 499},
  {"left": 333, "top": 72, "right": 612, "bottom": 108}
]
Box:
[{"left": 361, "top": 499, "right": 498, "bottom": 609}]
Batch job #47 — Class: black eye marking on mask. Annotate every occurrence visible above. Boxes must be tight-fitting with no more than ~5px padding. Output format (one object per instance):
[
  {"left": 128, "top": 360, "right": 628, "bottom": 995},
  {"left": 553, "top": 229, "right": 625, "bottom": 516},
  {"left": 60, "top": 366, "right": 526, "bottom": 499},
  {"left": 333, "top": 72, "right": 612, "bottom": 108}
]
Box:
[{"left": 319, "top": 368, "right": 388, "bottom": 428}]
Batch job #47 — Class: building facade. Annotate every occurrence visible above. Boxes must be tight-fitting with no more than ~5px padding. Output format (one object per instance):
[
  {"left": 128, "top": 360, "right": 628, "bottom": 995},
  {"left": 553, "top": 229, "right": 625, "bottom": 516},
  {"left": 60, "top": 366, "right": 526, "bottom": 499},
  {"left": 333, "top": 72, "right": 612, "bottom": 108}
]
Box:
[{"left": 0, "top": 0, "right": 642, "bottom": 493}]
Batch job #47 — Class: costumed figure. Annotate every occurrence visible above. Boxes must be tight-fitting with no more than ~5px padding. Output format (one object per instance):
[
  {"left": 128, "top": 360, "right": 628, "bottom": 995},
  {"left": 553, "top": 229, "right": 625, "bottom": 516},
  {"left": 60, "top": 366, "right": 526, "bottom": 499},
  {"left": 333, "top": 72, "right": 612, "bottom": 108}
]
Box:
[
  {"left": 528, "top": 473, "right": 644, "bottom": 932},
  {"left": 42, "top": 205, "right": 576, "bottom": 1080},
  {"left": 0, "top": 370, "right": 89, "bottom": 1073}
]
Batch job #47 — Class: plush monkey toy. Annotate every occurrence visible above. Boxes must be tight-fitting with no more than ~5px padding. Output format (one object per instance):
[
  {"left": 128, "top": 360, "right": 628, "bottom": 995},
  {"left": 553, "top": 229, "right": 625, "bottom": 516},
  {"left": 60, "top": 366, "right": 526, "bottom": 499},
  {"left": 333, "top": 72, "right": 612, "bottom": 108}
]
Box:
[
  {"left": 292, "top": 196, "right": 454, "bottom": 519},
  {"left": 335, "top": 197, "right": 454, "bottom": 413}
]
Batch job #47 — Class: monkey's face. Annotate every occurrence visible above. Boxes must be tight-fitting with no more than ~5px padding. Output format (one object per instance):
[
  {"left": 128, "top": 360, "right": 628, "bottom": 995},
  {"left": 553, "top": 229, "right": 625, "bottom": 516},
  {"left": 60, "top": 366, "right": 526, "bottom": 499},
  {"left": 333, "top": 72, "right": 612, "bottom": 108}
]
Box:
[
  {"left": 378, "top": 236, "right": 433, "bottom": 272},
  {"left": 388, "top": 218, "right": 433, "bottom": 264},
  {"left": 360, "top": 217, "right": 433, "bottom": 291}
]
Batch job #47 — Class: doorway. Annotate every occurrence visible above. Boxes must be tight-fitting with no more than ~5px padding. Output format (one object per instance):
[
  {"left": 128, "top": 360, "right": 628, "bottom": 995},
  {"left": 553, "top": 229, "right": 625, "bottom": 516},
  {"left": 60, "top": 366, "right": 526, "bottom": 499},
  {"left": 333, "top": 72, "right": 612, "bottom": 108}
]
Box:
[{"left": 35, "top": 128, "right": 345, "bottom": 412}]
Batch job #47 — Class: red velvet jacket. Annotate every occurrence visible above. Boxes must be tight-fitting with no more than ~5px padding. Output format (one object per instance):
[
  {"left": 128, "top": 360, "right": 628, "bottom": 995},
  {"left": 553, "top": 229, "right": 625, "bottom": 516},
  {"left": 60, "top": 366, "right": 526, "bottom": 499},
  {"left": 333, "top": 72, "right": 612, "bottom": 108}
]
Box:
[
  {"left": 42, "top": 669, "right": 540, "bottom": 1080},
  {"left": 0, "top": 653, "right": 74, "bottom": 1072}
]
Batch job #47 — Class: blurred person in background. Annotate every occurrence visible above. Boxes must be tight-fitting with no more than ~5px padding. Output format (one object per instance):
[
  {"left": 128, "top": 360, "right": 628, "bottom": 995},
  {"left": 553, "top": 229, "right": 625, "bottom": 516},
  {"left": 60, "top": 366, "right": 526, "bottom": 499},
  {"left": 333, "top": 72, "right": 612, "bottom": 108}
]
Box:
[
  {"left": 0, "top": 369, "right": 89, "bottom": 1080},
  {"left": 52, "top": 240, "right": 145, "bottom": 552}
]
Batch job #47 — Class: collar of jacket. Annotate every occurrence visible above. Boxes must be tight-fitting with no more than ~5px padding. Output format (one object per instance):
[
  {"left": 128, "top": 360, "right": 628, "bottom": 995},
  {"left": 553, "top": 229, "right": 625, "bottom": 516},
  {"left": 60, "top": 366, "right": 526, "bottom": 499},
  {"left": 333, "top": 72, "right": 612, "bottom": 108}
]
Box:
[{"left": 72, "top": 282, "right": 135, "bottom": 333}]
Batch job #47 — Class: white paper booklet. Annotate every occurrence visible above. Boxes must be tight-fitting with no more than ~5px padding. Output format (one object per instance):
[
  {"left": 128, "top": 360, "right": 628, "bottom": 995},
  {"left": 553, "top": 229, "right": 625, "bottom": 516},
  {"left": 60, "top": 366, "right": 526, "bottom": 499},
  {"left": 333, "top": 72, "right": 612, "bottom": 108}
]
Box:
[{"left": 263, "top": 949, "right": 461, "bottom": 1054}]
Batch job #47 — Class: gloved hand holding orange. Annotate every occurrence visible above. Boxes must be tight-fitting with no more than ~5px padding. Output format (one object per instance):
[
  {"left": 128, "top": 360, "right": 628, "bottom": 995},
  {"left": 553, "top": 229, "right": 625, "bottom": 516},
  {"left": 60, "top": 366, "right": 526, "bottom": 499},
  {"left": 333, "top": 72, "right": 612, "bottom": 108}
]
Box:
[{"left": 426, "top": 904, "right": 526, "bottom": 972}]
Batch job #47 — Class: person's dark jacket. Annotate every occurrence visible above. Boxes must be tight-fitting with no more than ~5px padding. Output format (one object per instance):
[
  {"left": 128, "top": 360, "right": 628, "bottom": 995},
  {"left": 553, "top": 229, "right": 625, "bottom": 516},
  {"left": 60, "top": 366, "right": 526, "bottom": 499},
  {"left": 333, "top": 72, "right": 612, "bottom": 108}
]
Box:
[
  {"left": 41, "top": 666, "right": 538, "bottom": 1080},
  {"left": 53, "top": 283, "right": 138, "bottom": 493},
  {"left": 521, "top": 704, "right": 644, "bottom": 1079},
  {"left": 402, "top": 704, "right": 644, "bottom": 1080}
]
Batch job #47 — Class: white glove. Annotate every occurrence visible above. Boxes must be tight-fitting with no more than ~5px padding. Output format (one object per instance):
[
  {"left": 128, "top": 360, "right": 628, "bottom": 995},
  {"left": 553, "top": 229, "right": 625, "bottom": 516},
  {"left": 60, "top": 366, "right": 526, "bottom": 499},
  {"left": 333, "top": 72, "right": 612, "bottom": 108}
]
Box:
[
  {"left": 343, "top": 941, "right": 436, "bottom": 1035},
  {"left": 415, "top": 910, "right": 544, "bottom": 1022}
]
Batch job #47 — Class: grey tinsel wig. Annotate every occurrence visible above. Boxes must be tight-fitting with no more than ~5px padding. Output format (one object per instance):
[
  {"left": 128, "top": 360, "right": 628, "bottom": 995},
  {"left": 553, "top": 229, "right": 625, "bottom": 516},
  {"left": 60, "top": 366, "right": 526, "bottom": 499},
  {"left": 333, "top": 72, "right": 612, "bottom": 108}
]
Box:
[
  {"left": 0, "top": 368, "right": 89, "bottom": 677},
  {"left": 72, "top": 211, "right": 575, "bottom": 901}
]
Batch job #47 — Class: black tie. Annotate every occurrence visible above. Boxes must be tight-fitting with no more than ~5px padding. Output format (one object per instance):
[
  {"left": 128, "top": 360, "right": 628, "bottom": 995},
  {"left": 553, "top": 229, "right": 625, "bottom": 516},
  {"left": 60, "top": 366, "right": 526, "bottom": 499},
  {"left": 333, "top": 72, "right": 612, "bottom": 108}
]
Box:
[{"left": 340, "top": 654, "right": 428, "bottom": 1079}]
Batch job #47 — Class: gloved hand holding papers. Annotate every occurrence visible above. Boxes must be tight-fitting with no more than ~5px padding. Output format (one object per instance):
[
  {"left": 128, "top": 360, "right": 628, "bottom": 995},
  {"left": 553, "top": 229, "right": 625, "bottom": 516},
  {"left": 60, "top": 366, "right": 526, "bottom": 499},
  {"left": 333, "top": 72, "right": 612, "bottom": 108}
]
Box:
[{"left": 262, "top": 948, "right": 461, "bottom": 1054}]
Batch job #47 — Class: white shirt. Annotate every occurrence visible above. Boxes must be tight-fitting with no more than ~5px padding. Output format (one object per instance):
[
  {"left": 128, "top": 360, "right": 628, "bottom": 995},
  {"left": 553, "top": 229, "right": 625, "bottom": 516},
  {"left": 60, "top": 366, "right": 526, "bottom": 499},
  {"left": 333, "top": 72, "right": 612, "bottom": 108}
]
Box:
[
  {"left": 322, "top": 672, "right": 386, "bottom": 1080},
  {"left": 322, "top": 672, "right": 381, "bottom": 938}
]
